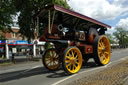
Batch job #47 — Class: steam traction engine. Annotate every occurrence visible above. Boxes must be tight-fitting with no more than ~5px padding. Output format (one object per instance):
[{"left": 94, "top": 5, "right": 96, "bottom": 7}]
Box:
[{"left": 34, "top": 4, "right": 111, "bottom": 75}]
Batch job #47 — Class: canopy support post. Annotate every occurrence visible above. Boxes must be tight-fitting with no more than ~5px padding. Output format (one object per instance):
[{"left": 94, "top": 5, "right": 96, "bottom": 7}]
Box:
[
  {"left": 48, "top": 10, "right": 51, "bottom": 34},
  {"left": 51, "top": 10, "right": 56, "bottom": 31}
]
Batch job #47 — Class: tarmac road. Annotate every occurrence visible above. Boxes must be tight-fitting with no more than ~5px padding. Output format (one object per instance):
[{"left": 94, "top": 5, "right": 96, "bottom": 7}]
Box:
[{"left": 0, "top": 48, "right": 128, "bottom": 85}]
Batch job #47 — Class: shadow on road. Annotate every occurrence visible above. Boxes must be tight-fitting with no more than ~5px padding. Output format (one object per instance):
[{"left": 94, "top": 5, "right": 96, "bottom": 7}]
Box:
[
  {"left": 0, "top": 67, "right": 50, "bottom": 82},
  {"left": 82, "top": 62, "right": 99, "bottom": 68},
  {"left": 0, "top": 61, "right": 99, "bottom": 82}
]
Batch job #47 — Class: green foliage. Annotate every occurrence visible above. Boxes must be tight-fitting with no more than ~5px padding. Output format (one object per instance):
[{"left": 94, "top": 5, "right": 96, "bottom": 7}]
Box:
[
  {"left": 106, "top": 34, "right": 115, "bottom": 44},
  {"left": 44, "top": 42, "right": 52, "bottom": 50},
  {"left": 113, "top": 28, "right": 128, "bottom": 45},
  {"left": 13, "top": 0, "right": 70, "bottom": 41},
  {"left": 0, "top": 0, "right": 16, "bottom": 32},
  {"left": 0, "top": 35, "right": 6, "bottom": 40},
  {"left": 53, "top": 0, "right": 70, "bottom": 9}
]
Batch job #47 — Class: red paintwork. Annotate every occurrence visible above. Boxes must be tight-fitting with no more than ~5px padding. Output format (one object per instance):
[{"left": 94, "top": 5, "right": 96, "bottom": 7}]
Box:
[
  {"left": 76, "top": 42, "right": 93, "bottom": 54},
  {"left": 39, "top": 36, "right": 46, "bottom": 42},
  {"left": 8, "top": 44, "right": 32, "bottom": 45},
  {"left": 89, "top": 34, "right": 97, "bottom": 44},
  {"left": 69, "top": 41, "right": 75, "bottom": 46},
  {"left": 34, "top": 4, "right": 111, "bottom": 29},
  {"left": 54, "top": 5, "right": 111, "bottom": 29},
  {"left": 85, "top": 45, "right": 93, "bottom": 54},
  {"left": 39, "top": 24, "right": 59, "bottom": 41},
  {"left": 47, "top": 35, "right": 61, "bottom": 39}
]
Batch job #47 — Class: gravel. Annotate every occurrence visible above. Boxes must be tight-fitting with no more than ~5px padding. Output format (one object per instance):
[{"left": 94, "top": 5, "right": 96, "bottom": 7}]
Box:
[{"left": 67, "top": 59, "right": 128, "bottom": 85}]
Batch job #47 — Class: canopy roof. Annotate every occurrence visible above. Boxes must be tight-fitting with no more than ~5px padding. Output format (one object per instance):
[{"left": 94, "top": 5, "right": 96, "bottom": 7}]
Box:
[{"left": 34, "top": 4, "right": 111, "bottom": 29}]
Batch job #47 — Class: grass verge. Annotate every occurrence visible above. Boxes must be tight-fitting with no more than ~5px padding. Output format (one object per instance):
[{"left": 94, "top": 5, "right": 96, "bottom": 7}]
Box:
[{"left": 0, "top": 62, "right": 13, "bottom": 66}]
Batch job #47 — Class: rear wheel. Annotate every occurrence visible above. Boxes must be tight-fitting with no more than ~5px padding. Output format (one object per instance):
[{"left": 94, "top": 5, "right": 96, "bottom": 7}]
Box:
[
  {"left": 93, "top": 35, "right": 111, "bottom": 65},
  {"left": 42, "top": 48, "right": 60, "bottom": 70},
  {"left": 62, "top": 47, "right": 82, "bottom": 75}
]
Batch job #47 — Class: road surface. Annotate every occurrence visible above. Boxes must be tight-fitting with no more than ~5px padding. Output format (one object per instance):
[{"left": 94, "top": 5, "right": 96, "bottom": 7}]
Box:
[{"left": 0, "top": 49, "right": 128, "bottom": 85}]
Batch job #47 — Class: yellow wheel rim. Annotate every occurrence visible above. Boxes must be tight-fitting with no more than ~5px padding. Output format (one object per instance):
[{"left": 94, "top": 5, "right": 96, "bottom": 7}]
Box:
[
  {"left": 44, "top": 49, "right": 60, "bottom": 70},
  {"left": 98, "top": 36, "right": 111, "bottom": 65},
  {"left": 65, "top": 47, "right": 82, "bottom": 74}
]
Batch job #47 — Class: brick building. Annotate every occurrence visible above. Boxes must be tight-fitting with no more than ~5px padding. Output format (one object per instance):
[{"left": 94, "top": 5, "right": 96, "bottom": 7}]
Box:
[
  {"left": 0, "top": 27, "right": 22, "bottom": 40},
  {"left": 0, "top": 27, "right": 45, "bottom": 59}
]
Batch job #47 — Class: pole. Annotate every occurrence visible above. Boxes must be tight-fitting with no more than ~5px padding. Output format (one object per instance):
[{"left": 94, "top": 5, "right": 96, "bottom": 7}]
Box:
[
  {"left": 5, "top": 40, "right": 9, "bottom": 59},
  {"left": 48, "top": 10, "right": 51, "bottom": 34},
  {"left": 33, "top": 44, "right": 36, "bottom": 57}
]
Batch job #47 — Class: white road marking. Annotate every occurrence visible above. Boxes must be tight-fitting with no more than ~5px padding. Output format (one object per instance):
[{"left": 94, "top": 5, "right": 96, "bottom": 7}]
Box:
[
  {"left": 104, "top": 62, "right": 112, "bottom": 68},
  {"left": 32, "top": 65, "right": 41, "bottom": 69},
  {"left": 22, "top": 65, "right": 41, "bottom": 73},
  {"left": 120, "top": 57, "right": 128, "bottom": 61},
  {"left": 112, "top": 56, "right": 128, "bottom": 64},
  {"left": 2, "top": 56, "right": 128, "bottom": 82},
  {"left": 51, "top": 74, "right": 77, "bottom": 85},
  {"left": 52, "top": 66, "right": 105, "bottom": 85},
  {"left": 121, "top": 58, "right": 126, "bottom": 61},
  {"left": 52, "top": 56, "right": 128, "bottom": 85},
  {"left": 122, "top": 75, "right": 128, "bottom": 82}
]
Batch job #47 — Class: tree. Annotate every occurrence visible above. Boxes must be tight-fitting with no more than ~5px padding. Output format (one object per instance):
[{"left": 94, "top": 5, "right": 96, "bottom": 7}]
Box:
[
  {"left": 0, "top": 0, "right": 16, "bottom": 32},
  {"left": 14, "top": 0, "right": 70, "bottom": 41},
  {"left": 0, "top": 35, "right": 6, "bottom": 40},
  {"left": 113, "top": 28, "right": 128, "bottom": 45},
  {"left": 106, "top": 34, "right": 115, "bottom": 44}
]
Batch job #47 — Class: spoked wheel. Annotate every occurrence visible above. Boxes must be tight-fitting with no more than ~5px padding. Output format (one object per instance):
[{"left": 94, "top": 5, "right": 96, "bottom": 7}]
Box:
[
  {"left": 62, "top": 47, "right": 82, "bottom": 75},
  {"left": 93, "top": 35, "right": 111, "bottom": 65},
  {"left": 42, "top": 48, "right": 60, "bottom": 70}
]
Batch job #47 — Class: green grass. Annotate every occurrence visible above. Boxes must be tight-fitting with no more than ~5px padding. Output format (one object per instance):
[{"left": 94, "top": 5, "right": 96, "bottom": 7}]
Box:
[{"left": 0, "top": 62, "right": 13, "bottom": 66}]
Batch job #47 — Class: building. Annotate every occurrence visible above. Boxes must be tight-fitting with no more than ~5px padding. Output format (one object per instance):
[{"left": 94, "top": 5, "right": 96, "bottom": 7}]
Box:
[
  {"left": 0, "top": 27, "right": 22, "bottom": 40},
  {"left": 0, "top": 27, "right": 45, "bottom": 59}
]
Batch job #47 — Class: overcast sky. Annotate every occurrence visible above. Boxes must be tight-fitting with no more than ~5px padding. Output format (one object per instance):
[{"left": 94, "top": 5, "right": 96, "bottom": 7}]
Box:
[{"left": 68, "top": 0, "right": 128, "bottom": 33}]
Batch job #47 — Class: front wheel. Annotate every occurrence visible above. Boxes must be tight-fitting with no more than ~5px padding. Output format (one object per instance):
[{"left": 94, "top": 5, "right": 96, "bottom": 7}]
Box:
[
  {"left": 93, "top": 35, "right": 111, "bottom": 65},
  {"left": 42, "top": 48, "right": 60, "bottom": 70},
  {"left": 62, "top": 47, "right": 82, "bottom": 75}
]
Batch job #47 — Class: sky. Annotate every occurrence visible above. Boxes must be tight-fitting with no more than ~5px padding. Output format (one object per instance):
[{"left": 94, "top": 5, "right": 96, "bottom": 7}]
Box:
[{"left": 68, "top": 0, "right": 128, "bottom": 34}]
